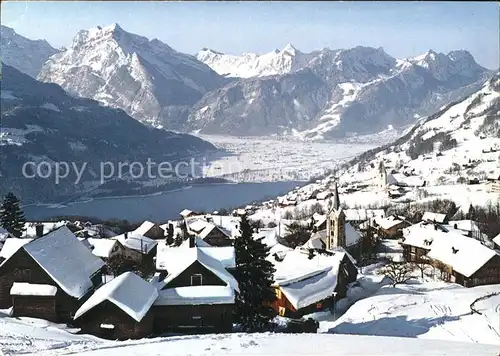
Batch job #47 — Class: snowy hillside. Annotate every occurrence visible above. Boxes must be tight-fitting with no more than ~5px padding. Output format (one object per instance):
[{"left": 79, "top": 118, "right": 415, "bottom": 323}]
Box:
[
  {"left": 0, "top": 64, "right": 215, "bottom": 203},
  {"left": 188, "top": 46, "right": 492, "bottom": 138},
  {"left": 196, "top": 44, "right": 317, "bottom": 78},
  {"left": 37, "top": 23, "right": 226, "bottom": 129},
  {"left": 1, "top": 313, "right": 499, "bottom": 356},
  {"left": 335, "top": 73, "right": 500, "bottom": 206},
  {"left": 323, "top": 281, "right": 500, "bottom": 346},
  {"left": 0, "top": 25, "right": 59, "bottom": 78}
]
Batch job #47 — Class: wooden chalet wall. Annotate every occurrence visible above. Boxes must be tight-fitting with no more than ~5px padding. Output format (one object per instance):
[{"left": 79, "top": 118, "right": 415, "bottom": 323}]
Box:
[
  {"left": 0, "top": 248, "right": 100, "bottom": 321},
  {"left": 271, "top": 254, "right": 358, "bottom": 318},
  {"left": 12, "top": 295, "right": 58, "bottom": 322},
  {"left": 142, "top": 225, "right": 165, "bottom": 240},
  {"left": 403, "top": 245, "right": 430, "bottom": 263},
  {"left": 464, "top": 255, "right": 500, "bottom": 287},
  {"left": 164, "top": 261, "right": 226, "bottom": 288},
  {"left": 153, "top": 304, "right": 233, "bottom": 334},
  {"left": 203, "top": 230, "right": 233, "bottom": 247},
  {"left": 76, "top": 300, "right": 154, "bottom": 340}
]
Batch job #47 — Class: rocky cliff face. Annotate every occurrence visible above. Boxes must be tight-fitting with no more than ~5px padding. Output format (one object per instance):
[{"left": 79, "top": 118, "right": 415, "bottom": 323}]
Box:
[
  {"left": 0, "top": 25, "right": 59, "bottom": 78},
  {"left": 37, "top": 23, "right": 227, "bottom": 130}
]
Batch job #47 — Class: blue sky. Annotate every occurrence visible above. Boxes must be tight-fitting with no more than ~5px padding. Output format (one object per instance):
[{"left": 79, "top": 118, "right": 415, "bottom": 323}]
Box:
[{"left": 2, "top": 1, "right": 498, "bottom": 69}]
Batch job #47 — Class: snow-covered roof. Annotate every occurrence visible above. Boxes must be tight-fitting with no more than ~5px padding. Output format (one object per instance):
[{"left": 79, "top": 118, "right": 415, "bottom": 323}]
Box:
[
  {"left": 186, "top": 219, "right": 209, "bottom": 234},
  {"left": 272, "top": 248, "right": 346, "bottom": 285},
  {"left": 0, "top": 238, "right": 33, "bottom": 261},
  {"left": 87, "top": 238, "right": 118, "bottom": 258},
  {"left": 180, "top": 236, "right": 211, "bottom": 248},
  {"left": 493, "top": 234, "right": 500, "bottom": 248},
  {"left": 133, "top": 221, "right": 158, "bottom": 236},
  {"left": 74, "top": 272, "right": 158, "bottom": 322},
  {"left": 154, "top": 285, "right": 235, "bottom": 306},
  {"left": 198, "top": 247, "right": 235, "bottom": 269},
  {"left": 198, "top": 223, "right": 231, "bottom": 240},
  {"left": 23, "top": 226, "right": 105, "bottom": 299},
  {"left": 280, "top": 267, "right": 339, "bottom": 310},
  {"left": 375, "top": 216, "right": 405, "bottom": 230},
  {"left": 180, "top": 209, "right": 196, "bottom": 218},
  {"left": 422, "top": 212, "right": 447, "bottom": 223},
  {"left": 314, "top": 216, "right": 327, "bottom": 229},
  {"left": 155, "top": 246, "right": 239, "bottom": 292},
  {"left": 112, "top": 232, "right": 157, "bottom": 254},
  {"left": 254, "top": 228, "right": 279, "bottom": 248},
  {"left": 447, "top": 220, "right": 480, "bottom": 232},
  {"left": 427, "top": 231, "right": 498, "bottom": 278},
  {"left": 10, "top": 282, "right": 57, "bottom": 296},
  {"left": 22, "top": 221, "right": 68, "bottom": 238}
]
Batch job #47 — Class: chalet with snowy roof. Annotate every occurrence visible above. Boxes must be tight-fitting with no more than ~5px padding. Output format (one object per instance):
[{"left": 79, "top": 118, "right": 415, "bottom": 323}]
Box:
[
  {"left": 112, "top": 232, "right": 158, "bottom": 265},
  {"left": 152, "top": 246, "right": 238, "bottom": 333},
  {"left": 374, "top": 215, "right": 411, "bottom": 239},
  {"left": 180, "top": 209, "right": 200, "bottom": 219},
  {"left": 133, "top": 221, "right": 165, "bottom": 240},
  {"left": 270, "top": 248, "right": 357, "bottom": 318},
  {"left": 86, "top": 238, "right": 124, "bottom": 260},
  {"left": 197, "top": 223, "right": 233, "bottom": 247},
  {"left": 422, "top": 212, "right": 448, "bottom": 224},
  {"left": 0, "top": 226, "right": 105, "bottom": 321},
  {"left": 74, "top": 272, "right": 158, "bottom": 340},
  {"left": 402, "top": 223, "right": 500, "bottom": 287}
]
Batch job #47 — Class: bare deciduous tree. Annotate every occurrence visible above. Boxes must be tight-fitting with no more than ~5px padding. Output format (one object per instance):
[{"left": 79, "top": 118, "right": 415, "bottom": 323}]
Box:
[{"left": 377, "top": 259, "right": 414, "bottom": 287}]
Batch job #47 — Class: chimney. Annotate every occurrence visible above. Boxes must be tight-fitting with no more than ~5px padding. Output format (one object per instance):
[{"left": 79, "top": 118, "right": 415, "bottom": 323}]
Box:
[
  {"left": 189, "top": 234, "right": 195, "bottom": 248},
  {"left": 124, "top": 232, "right": 128, "bottom": 239},
  {"left": 35, "top": 223, "right": 44, "bottom": 238}
]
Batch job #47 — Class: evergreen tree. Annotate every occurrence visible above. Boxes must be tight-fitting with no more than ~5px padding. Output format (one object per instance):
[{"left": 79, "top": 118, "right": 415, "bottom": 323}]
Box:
[
  {"left": 0, "top": 192, "right": 26, "bottom": 237},
  {"left": 234, "top": 214, "right": 277, "bottom": 332}
]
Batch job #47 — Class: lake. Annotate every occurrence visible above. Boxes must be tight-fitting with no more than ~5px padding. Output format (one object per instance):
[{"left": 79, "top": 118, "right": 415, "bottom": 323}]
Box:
[{"left": 23, "top": 181, "right": 303, "bottom": 223}]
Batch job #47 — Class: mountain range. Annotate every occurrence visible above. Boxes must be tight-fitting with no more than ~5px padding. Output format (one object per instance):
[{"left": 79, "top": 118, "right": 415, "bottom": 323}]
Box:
[
  {"left": 1, "top": 23, "right": 495, "bottom": 139},
  {"left": 0, "top": 63, "right": 215, "bottom": 203}
]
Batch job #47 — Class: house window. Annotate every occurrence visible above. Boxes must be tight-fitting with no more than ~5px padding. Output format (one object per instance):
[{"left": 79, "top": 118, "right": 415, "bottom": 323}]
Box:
[
  {"left": 275, "top": 288, "right": 282, "bottom": 299},
  {"left": 191, "top": 274, "right": 203, "bottom": 286},
  {"left": 15, "top": 268, "right": 31, "bottom": 282},
  {"left": 411, "top": 246, "right": 416, "bottom": 253}
]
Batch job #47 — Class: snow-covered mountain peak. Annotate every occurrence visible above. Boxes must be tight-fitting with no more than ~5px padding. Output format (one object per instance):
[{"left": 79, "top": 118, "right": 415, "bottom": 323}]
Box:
[
  {"left": 410, "top": 49, "right": 486, "bottom": 81},
  {"left": 38, "top": 24, "right": 224, "bottom": 129},
  {"left": 0, "top": 25, "right": 58, "bottom": 78},
  {"left": 281, "top": 43, "right": 299, "bottom": 55}
]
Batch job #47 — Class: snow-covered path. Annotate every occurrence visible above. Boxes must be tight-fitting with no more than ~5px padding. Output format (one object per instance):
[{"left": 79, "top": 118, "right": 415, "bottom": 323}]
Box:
[{"left": 15, "top": 333, "right": 500, "bottom": 356}]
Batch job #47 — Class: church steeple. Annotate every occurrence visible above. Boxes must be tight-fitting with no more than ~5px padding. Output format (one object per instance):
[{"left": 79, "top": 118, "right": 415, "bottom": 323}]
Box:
[{"left": 326, "top": 180, "right": 346, "bottom": 250}]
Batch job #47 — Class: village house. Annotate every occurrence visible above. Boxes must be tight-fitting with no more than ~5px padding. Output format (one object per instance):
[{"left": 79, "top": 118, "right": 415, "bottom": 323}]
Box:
[
  {"left": 179, "top": 209, "right": 200, "bottom": 219},
  {"left": 197, "top": 223, "right": 233, "bottom": 247},
  {"left": 133, "top": 221, "right": 165, "bottom": 240},
  {"left": 401, "top": 222, "right": 500, "bottom": 287},
  {"left": 422, "top": 212, "right": 448, "bottom": 224},
  {"left": 374, "top": 215, "right": 411, "bottom": 239},
  {"left": 269, "top": 247, "right": 357, "bottom": 318},
  {"left": 153, "top": 245, "right": 238, "bottom": 333},
  {"left": 0, "top": 226, "right": 105, "bottom": 321},
  {"left": 86, "top": 238, "right": 125, "bottom": 261},
  {"left": 74, "top": 272, "right": 158, "bottom": 340},
  {"left": 112, "top": 232, "right": 158, "bottom": 265}
]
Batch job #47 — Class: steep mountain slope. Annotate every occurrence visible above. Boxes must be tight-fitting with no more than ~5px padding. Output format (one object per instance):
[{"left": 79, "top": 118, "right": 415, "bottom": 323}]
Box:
[
  {"left": 37, "top": 23, "right": 227, "bottom": 130},
  {"left": 0, "top": 25, "right": 59, "bottom": 78},
  {"left": 0, "top": 64, "right": 216, "bottom": 203},
  {"left": 341, "top": 73, "right": 500, "bottom": 187},
  {"left": 188, "top": 47, "right": 492, "bottom": 138},
  {"left": 196, "top": 44, "right": 317, "bottom": 78}
]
